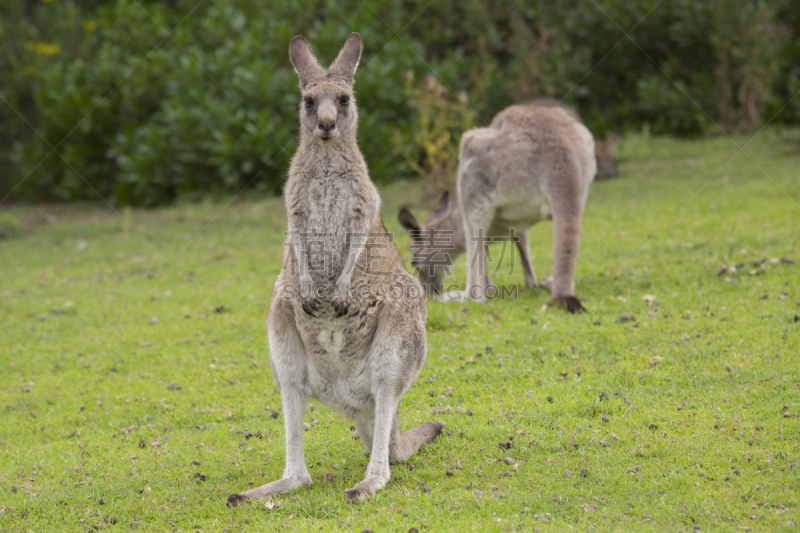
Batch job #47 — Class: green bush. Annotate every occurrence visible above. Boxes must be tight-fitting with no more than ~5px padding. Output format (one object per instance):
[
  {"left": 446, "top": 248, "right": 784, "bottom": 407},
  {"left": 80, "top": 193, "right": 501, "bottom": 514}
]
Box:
[{"left": 1, "top": 0, "right": 798, "bottom": 205}]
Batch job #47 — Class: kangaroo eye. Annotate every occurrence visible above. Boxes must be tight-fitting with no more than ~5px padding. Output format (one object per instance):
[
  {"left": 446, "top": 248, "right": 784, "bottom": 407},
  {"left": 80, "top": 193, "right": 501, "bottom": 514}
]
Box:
[
  {"left": 305, "top": 98, "right": 314, "bottom": 108},
  {"left": 339, "top": 96, "right": 349, "bottom": 106}
]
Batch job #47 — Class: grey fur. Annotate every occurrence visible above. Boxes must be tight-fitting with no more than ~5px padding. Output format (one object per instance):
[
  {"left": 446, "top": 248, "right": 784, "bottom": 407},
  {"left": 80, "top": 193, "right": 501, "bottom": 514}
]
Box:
[
  {"left": 226, "top": 33, "right": 441, "bottom": 507},
  {"left": 528, "top": 98, "right": 619, "bottom": 179},
  {"left": 399, "top": 102, "right": 596, "bottom": 312}
]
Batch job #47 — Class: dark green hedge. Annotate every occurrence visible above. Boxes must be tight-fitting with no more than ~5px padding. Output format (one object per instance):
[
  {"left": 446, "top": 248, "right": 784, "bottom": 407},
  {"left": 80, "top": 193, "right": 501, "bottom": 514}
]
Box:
[{"left": 0, "top": 0, "right": 798, "bottom": 205}]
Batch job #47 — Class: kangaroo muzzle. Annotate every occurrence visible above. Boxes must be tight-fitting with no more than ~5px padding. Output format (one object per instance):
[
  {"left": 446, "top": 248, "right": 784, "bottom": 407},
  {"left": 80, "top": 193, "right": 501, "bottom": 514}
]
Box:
[{"left": 316, "top": 106, "right": 339, "bottom": 141}]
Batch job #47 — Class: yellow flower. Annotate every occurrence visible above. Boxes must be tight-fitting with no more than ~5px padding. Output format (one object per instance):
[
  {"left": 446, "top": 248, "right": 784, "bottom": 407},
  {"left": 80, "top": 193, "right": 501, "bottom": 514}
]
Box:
[
  {"left": 24, "top": 42, "right": 61, "bottom": 55},
  {"left": 84, "top": 20, "right": 96, "bottom": 31},
  {"left": 37, "top": 43, "right": 60, "bottom": 55}
]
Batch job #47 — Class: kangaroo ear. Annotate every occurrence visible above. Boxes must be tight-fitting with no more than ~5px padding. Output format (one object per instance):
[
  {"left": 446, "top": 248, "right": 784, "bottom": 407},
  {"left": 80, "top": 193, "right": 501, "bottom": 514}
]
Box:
[
  {"left": 429, "top": 190, "right": 450, "bottom": 220},
  {"left": 289, "top": 35, "right": 324, "bottom": 89},
  {"left": 329, "top": 32, "right": 362, "bottom": 84},
  {"left": 398, "top": 207, "right": 422, "bottom": 234}
]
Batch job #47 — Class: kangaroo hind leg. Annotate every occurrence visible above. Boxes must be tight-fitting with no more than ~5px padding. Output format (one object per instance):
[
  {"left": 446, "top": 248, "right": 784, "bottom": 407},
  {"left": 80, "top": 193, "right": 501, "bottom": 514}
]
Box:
[
  {"left": 389, "top": 336, "right": 442, "bottom": 463},
  {"left": 547, "top": 169, "right": 587, "bottom": 313},
  {"left": 227, "top": 299, "right": 312, "bottom": 507},
  {"left": 346, "top": 314, "right": 441, "bottom": 501}
]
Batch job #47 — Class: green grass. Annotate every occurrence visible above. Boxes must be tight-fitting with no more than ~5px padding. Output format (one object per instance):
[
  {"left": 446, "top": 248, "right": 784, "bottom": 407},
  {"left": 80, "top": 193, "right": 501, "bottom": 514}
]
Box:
[{"left": 1, "top": 129, "right": 799, "bottom": 532}]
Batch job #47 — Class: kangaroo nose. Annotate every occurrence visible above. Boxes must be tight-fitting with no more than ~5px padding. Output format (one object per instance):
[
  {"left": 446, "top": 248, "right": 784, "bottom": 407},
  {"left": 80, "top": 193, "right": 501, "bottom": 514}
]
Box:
[{"left": 318, "top": 120, "right": 336, "bottom": 132}]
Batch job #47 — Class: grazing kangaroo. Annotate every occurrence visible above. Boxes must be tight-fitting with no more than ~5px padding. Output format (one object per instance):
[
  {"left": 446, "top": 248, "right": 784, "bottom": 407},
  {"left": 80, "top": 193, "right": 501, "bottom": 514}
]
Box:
[
  {"left": 226, "top": 33, "right": 441, "bottom": 507},
  {"left": 399, "top": 101, "right": 596, "bottom": 312}
]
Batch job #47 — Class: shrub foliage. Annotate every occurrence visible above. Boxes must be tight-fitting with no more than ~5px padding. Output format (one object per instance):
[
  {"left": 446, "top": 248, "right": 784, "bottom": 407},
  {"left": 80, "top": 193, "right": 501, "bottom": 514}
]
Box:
[{"left": 0, "top": 0, "right": 798, "bottom": 204}]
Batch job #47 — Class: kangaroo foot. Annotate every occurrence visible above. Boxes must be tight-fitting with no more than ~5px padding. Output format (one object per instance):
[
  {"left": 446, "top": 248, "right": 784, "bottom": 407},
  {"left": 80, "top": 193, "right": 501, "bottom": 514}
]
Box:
[
  {"left": 345, "top": 473, "right": 389, "bottom": 502},
  {"left": 547, "top": 295, "right": 586, "bottom": 314},
  {"left": 227, "top": 475, "right": 311, "bottom": 507}
]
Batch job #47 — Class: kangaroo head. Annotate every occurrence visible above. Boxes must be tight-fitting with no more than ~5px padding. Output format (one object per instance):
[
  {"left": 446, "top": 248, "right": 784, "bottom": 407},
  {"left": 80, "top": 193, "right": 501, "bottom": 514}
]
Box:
[
  {"left": 398, "top": 191, "right": 462, "bottom": 294},
  {"left": 595, "top": 133, "right": 619, "bottom": 178},
  {"left": 289, "top": 33, "right": 362, "bottom": 143}
]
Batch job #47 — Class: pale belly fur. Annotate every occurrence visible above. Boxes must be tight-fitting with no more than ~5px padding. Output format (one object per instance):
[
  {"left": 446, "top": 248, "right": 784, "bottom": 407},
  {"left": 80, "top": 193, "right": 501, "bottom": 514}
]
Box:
[
  {"left": 493, "top": 191, "right": 552, "bottom": 234},
  {"left": 296, "top": 310, "right": 378, "bottom": 419}
]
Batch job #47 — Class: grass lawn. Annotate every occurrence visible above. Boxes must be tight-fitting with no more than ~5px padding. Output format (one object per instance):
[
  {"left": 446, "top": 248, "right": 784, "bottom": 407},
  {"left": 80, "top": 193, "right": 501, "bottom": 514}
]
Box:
[{"left": 1, "top": 129, "right": 799, "bottom": 532}]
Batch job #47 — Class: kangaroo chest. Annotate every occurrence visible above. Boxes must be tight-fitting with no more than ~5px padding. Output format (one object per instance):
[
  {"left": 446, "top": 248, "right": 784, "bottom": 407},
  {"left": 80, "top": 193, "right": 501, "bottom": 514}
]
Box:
[{"left": 304, "top": 176, "right": 357, "bottom": 279}]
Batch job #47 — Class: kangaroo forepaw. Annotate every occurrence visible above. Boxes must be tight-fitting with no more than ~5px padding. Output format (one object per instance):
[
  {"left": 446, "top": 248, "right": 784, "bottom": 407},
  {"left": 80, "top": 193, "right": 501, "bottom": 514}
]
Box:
[
  {"left": 301, "top": 297, "right": 319, "bottom": 317},
  {"left": 333, "top": 281, "right": 350, "bottom": 317},
  {"left": 299, "top": 278, "right": 319, "bottom": 316},
  {"left": 548, "top": 295, "right": 587, "bottom": 314},
  {"left": 333, "top": 294, "right": 350, "bottom": 317}
]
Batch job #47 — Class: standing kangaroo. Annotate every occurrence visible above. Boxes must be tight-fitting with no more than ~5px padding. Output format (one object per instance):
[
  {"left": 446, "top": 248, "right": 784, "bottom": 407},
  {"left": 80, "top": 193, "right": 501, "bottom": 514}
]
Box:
[
  {"left": 398, "top": 101, "right": 596, "bottom": 312},
  {"left": 226, "top": 33, "right": 441, "bottom": 507}
]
